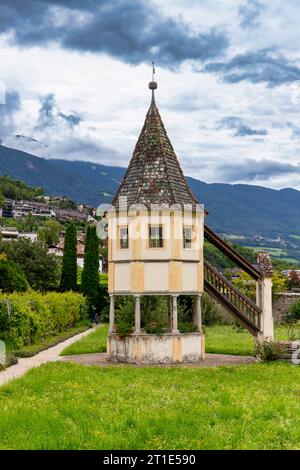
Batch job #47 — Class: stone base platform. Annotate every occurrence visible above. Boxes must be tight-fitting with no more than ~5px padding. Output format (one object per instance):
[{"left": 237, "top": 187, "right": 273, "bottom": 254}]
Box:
[{"left": 107, "top": 332, "right": 205, "bottom": 364}]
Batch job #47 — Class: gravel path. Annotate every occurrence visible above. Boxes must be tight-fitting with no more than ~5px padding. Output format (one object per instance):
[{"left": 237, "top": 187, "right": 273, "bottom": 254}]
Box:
[
  {"left": 60, "top": 352, "right": 257, "bottom": 368},
  {"left": 0, "top": 326, "right": 96, "bottom": 387}
]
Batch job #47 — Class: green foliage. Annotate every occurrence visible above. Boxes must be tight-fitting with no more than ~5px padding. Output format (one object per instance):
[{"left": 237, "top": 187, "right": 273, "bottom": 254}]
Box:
[
  {"left": 81, "top": 225, "right": 100, "bottom": 319},
  {"left": 0, "top": 238, "right": 59, "bottom": 291},
  {"left": 232, "top": 272, "right": 256, "bottom": 302},
  {"left": 21, "top": 212, "right": 36, "bottom": 232},
  {"left": 287, "top": 299, "right": 300, "bottom": 322},
  {"left": 115, "top": 296, "right": 135, "bottom": 336},
  {"left": 38, "top": 219, "right": 61, "bottom": 247},
  {"left": 0, "top": 175, "right": 44, "bottom": 201},
  {"left": 202, "top": 293, "right": 223, "bottom": 325},
  {"left": 255, "top": 340, "right": 284, "bottom": 361},
  {"left": 142, "top": 296, "right": 168, "bottom": 334},
  {"left": 60, "top": 223, "right": 77, "bottom": 292},
  {"left": 0, "top": 255, "right": 29, "bottom": 293},
  {"left": 272, "top": 271, "right": 288, "bottom": 296},
  {"left": 15, "top": 322, "right": 91, "bottom": 357},
  {"left": 0, "top": 291, "right": 88, "bottom": 350},
  {"left": 204, "top": 241, "right": 256, "bottom": 270}
]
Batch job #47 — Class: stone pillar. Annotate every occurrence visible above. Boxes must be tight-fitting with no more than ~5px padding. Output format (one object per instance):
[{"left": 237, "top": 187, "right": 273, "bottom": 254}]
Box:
[
  {"left": 256, "top": 279, "right": 262, "bottom": 308},
  {"left": 261, "top": 277, "right": 274, "bottom": 340},
  {"left": 257, "top": 252, "right": 274, "bottom": 341},
  {"left": 168, "top": 296, "right": 173, "bottom": 331},
  {"left": 193, "top": 294, "right": 202, "bottom": 331},
  {"left": 172, "top": 295, "right": 179, "bottom": 334},
  {"left": 134, "top": 295, "right": 141, "bottom": 334},
  {"left": 109, "top": 294, "right": 115, "bottom": 333}
]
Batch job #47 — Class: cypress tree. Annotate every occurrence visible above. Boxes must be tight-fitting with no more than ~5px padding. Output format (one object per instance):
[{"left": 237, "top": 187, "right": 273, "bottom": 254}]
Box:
[
  {"left": 60, "top": 223, "right": 77, "bottom": 291},
  {"left": 81, "top": 225, "right": 100, "bottom": 320}
]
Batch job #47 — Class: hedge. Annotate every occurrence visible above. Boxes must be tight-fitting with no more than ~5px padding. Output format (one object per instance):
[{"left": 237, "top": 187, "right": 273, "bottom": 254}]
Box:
[{"left": 0, "top": 291, "right": 88, "bottom": 350}]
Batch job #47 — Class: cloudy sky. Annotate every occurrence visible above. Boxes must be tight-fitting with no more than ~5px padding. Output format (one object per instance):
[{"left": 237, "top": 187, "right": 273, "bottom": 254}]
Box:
[{"left": 1, "top": 0, "right": 300, "bottom": 189}]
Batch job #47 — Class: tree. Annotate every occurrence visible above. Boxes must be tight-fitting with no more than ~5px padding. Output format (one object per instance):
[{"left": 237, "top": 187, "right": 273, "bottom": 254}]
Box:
[
  {"left": 22, "top": 212, "right": 36, "bottom": 232},
  {"left": 38, "top": 219, "right": 61, "bottom": 247},
  {"left": 0, "top": 239, "right": 59, "bottom": 291},
  {"left": 0, "top": 253, "right": 29, "bottom": 292},
  {"left": 81, "top": 225, "right": 100, "bottom": 320},
  {"left": 60, "top": 223, "right": 77, "bottom": 292}
]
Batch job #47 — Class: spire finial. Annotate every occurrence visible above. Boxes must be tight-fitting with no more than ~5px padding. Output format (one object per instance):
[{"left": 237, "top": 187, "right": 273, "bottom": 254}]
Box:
[{"left": 149, "top": 61, "right": 157, "bottom": 93}]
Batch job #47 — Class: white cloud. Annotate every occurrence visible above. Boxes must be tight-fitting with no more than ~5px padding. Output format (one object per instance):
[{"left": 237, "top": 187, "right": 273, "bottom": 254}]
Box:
[{"left": 0, "top": 1, "right": 300, "bottom": 190}]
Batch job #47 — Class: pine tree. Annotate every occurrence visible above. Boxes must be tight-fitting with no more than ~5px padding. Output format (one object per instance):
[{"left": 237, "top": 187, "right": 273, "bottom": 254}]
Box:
[
  {"left": 81, "top": 225, "right": 100, "bottom": 320},
  {"left": 60, "top": 223, "right": 77, "bottom": 291}
]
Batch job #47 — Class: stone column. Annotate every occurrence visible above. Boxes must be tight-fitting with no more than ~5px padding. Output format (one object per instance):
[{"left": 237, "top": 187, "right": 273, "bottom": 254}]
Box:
[
  {"left": 193, "top": 294, "right": 202, "bottom": 331},
  {"left": 172, "top": 295, "right": 179, "bottom": 334},
  {"left": 134, "top": 295, "right": 141, "bottom": 334},
  {"left": 256, "top": 280, "right": 263, "bottom": 308},
  {"left": 261, "top": 277, "right": 274, "bottom": 340},
  {"left": 109, "top": 294, "right": 115, "bottom": 333},
  {"left": 168, "top": 296, "right": 173, "bottom": 331}
]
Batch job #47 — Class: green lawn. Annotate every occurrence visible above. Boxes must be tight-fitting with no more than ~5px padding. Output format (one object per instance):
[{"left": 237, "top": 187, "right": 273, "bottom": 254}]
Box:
[
  {"left": 60, "top": 324, "right": 108, "bottom": 356},
  {"left": 205, "top": 325, "right": 290, "bottom": 356},
  {"left": 61, "top": 324, "right": 290, "bottom": 357},
  {"left": 0, "top": 361, "right": 300, "bottom": 449}
]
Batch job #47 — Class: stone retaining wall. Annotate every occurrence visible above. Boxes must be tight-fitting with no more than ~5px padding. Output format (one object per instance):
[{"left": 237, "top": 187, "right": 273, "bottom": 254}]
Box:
[{"left": 273, "top": 292, "right": 300, "bottom": 324}]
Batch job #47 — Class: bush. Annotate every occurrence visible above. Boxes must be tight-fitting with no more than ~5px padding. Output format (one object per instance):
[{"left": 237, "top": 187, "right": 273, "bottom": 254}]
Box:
[
  {"left": 202, "top": 293, "right": 223, "bottom": 325},
  {"left": 0, "top": 291, "right": 88, "bottom": 350},
  {"left": 0, "top": 256, "right": 29, "bottom": 292},
  {"left": 287, "top": 299, "right": 300, "bottom": 322},
  {"left": 255, "top": 340, "right": 285, "bottom": 361}
]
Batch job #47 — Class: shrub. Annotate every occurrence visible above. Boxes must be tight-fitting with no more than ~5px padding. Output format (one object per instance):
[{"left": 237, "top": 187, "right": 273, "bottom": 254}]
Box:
[
  {"left": 0, "top": 291, "right": 88, "bottom": 350},
  {"left": 0, "top": 256, "right": 29, "bottom": 292},
  {"left": 202, "top": 293, "right": 223, "bottom": 326},
  {"left": 287, "top": 299, "right": 300, "bottom": 322},
  {"left": 0, "top": 238, "right": 59, "bottom": 291},
  {"left": 255, "top": 340, "right": 285, "bottom": 361}
]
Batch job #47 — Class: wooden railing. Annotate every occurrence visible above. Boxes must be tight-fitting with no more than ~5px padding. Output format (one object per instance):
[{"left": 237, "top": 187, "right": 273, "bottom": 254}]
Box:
[{"left": 204, "top": 261, "right": 262, "bottom": 335}]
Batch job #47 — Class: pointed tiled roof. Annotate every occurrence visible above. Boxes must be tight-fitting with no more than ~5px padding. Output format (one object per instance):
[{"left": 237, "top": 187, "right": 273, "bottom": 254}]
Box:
[{"left": 112, "top": 83, "right": 198, "bottom": 209}]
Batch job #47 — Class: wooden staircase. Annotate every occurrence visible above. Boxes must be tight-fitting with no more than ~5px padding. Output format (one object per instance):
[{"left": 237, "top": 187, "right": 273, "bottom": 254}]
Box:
[{"left": 204, "top": 225, "right": 263, "bottom": 336}]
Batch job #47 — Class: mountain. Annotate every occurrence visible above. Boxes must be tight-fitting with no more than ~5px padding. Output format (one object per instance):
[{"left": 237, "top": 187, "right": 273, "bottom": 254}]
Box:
[{"left": 1, "top": 144, "right": 300, "bottom": 237}]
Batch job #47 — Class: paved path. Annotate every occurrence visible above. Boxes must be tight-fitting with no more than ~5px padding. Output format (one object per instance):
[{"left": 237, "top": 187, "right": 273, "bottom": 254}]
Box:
[
  {"left": 60, "top": 352, "right": 257, "bottom": 368},
  {"left": 0, "top": 326, "right": 96, "bottom": 387}
]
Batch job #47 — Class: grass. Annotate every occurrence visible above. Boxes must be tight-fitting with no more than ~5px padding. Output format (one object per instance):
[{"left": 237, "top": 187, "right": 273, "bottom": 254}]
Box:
[
  {"left": 205, "top": 325, "right": 290, "bottom": 356},
  {"left": 60, "top": 324, "right": 108, "bottom": 356},
  {"left": 0, "top": 361, "right": 300, "bottom": 449},
  {"left": 9, "top": 322, "right": 92, "bottom": 358},
  {"left": 60, "top": 324, "right": 291, "bottom": 357}
]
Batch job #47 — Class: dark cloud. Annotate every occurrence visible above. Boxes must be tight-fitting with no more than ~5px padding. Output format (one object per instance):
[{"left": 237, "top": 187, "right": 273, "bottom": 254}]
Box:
[
  {"left": 239, "top": 0, "right": 264, "bottom": 29},
  {"left": 0, "top": 89, "right": 21, "bottom": 141},
  {"left": 218, "top": 116, "right": 268, "bottom": 137},
  {"left": 216, "top": 159, "right": 300, "bottom": 182},
  {"left": 35, "top": 93, "right": 82, "bottom": 131},
  {"left": 204, "top": 48, "right": 300, "bottom": 87},
  {"left": 50, "top": 136, "right": 124, "bottom": 164},
  {"left": 0, "top": 0, "right": 229, "bottom": 66}
]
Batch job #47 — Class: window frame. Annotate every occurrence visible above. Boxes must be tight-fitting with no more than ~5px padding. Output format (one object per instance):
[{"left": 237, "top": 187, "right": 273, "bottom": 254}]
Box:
[
  {"left": 148, "top": 224, "right": 164, "bottom": 248},
  {"left": 183, "top": 225, "right": 193, "bottom": 249},
  {"left": 119, "top": 225, "right": 129, "bottom": 250}
]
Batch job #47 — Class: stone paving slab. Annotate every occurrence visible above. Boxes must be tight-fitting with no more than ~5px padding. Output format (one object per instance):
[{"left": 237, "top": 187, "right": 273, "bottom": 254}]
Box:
[
  {"left": 60, "top": 352, "right": 257, "bottom": 368},
  {"left": 0, "top": 326, "right": 97, "bottom": 387}
]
